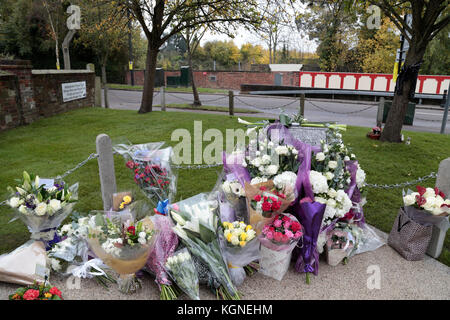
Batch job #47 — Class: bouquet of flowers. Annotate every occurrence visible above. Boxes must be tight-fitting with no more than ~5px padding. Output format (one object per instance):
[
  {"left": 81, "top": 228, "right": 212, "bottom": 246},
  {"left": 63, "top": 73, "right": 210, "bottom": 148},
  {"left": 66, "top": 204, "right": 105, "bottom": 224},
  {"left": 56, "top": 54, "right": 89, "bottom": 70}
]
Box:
[
  {"left": 86, "top": 212, "right": 158, "bottom": 294},
  {"left": 170, "top": 193, "right": 240, "bottom": 300},
  {"left": 6, "top": 171, "right": 78, "bottom": 246},
  {"left": 165, "top": 248, "right": 200, "bottom": 300},
  {"left": 259, "top": 214, "right": 303, "bottom": 281},
  {"left": 219, "top": 173, "right": 248, "bottom": 224},
  {"left": 244, "top": 181, "right": 292, "bottom": 235},
  {"left": 48, "top": 213, "right": 116, "bottom": 288},
  {"left": 324, "top": 223, "right": 358, "bottom": 266},
  {"left": 403, "top": 186, "right": 450, "bottom": 217},
  {"left": 144, "top": 214, "right": 180, "bottom": 300},
  {"left": 9, "top": 282, "right": 63, "bottom": 300},
  {"left": 113, "top": 141, "right": 177, "bottom": 207},
  {"left": 220, "top": 221, "right": 259, "bottom": 286}
]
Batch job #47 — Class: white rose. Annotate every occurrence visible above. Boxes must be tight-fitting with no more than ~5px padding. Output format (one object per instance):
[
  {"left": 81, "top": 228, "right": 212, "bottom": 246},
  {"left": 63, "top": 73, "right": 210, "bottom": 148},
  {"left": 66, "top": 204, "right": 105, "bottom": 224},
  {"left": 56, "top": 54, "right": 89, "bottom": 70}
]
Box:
[
  {"left": 266, "top": 165, "right": 279, "bottom": 176},
  {"left": 251, "top": 157, "right": 261, "bottom": 168},
  {"left": 326, "top": 198, "right": 337, "bottom": 208},
  {"left": 139, "top": 232, "right": 146, "bottom": 238},
  {"left": 138, "top": 237, "right": 147, "bottom": 245},
  {"left": 49, "top": 199, "right": 62, "bottom": 212},
  {"left": 8, "top": 197, "right": 21, "bottom": 208},
  {"left": 344, "top": 156, "right": 350, "bottom": 161},
  {"left": 431, "top": 206, "right": 443, "bottom": 216},
  {"left": 315, "top": 152, "right": 325, "bottom": 161},
  {"left": 356, "top": 167, "right": 366, "bottom": 188},
  {"left": 422, "top": 197, "right": 436, "bottom": 211},
  {"left": 309, "top": 171, "right": 328, "bottom": 194},
  {"left": 247, "top": 229, "right": 256, "bottom": 241},
  {"left": 261, "top": 154, "right": 271, "bottom": 164},
  {"left": 242, "top": 160, "right": 247, "bottom": 168},
  {"left": 328, "top": 161, "right": 338, "bottom": 169},
  {"left": 255, "top": 151, "right": 261, "bottom": 156},
  {"left": 403, "top": 194, "right": 416, "bottom": 206},
  {"left": 275, "top": 145, "right": 289, "bottom": 155},
  {"left": 325, "top": 172, "right": 334, "bottom": 180},
  {"left": 292, "top": 148, "right": 298, "bottom": 155},
  {"left": 315, "top": 197, "right": 327, "bottom": 204},
  {"left": 35, "top": 202, "right": 48, "bottom": 216},
  {"left": 231, "top": 235, "right": 240, "bottom": 246},
  {"left": 423, "top": 188, "right": 436, "bottom": 199},
  {"left": 324, "top": 205, "right": 337, "bottom": 220},
  {"left": 18, "top": 205, "right": 28, "bottom": 215},
  {"left": 327, "top": 188, "right": 337, "bottom": 198}
]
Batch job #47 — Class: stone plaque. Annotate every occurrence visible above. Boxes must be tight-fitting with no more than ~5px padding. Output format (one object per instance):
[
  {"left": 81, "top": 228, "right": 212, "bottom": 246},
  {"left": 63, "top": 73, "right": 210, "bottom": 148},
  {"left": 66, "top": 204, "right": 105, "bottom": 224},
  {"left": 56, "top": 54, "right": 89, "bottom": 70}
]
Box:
[
  {"left": 288, "top": 126, "right": 329, "bottom": 146},
  {"left": 62, "top": 81, "right": 86, "bottom": 102}
]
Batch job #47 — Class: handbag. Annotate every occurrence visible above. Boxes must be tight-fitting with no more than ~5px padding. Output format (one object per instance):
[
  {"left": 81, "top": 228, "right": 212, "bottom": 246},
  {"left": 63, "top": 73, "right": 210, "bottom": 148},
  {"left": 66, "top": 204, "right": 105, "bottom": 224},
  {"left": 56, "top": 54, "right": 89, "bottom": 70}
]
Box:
[{"left": 388, "top": 207, "right": 433, "bottom": 261}]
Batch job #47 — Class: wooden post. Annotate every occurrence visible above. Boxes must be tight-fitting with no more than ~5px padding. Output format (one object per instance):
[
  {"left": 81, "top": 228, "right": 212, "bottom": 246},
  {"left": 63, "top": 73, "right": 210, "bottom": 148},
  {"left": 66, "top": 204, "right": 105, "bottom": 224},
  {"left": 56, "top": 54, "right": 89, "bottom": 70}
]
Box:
[
  {"left": 95, "top": 77, "right": 101, "bottom": 107},
  {"left": 229, "top": 90, "right": 234, "bottom": 116},
  {"left": 300, "top": 93, "right": 305, "bottom": 117},
  {"left": 161, "top": 86, "right": 166, "bottom": 111},
  {"left": 96, "top": 134, "right": 117, "bottom": 211},
  {"left": 377, "top": 97, "right": 385, "bottom": 127}
]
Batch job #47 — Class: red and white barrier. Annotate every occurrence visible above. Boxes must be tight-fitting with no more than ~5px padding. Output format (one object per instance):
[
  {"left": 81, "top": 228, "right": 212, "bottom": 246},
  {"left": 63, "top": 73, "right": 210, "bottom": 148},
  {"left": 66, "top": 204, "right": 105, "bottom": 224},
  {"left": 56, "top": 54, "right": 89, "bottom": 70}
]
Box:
[{"left": 298, "top": 71, "right": 450, "bottom": 95}]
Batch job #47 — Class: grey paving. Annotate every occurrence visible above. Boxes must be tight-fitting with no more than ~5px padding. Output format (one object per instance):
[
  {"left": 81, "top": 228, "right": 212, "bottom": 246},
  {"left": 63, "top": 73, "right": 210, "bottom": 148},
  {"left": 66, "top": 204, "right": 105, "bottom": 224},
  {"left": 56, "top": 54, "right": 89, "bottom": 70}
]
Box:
[{"left": 1, "top": 227, "right": 449, "bottom": 300}]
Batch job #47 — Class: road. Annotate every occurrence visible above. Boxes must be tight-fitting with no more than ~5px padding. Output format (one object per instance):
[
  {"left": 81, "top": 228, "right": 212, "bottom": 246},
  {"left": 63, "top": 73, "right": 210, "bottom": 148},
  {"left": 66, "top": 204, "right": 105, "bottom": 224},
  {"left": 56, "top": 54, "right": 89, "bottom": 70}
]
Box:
[{"left": 104, "top": 89, "right": 449, "bottom": 134}]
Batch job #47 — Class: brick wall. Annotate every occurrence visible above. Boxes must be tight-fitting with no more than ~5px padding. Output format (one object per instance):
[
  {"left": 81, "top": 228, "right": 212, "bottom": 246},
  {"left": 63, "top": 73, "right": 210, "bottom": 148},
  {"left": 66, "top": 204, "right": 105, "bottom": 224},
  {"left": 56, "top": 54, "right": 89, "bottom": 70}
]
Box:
[
  {"left": 32, "top": 70, "right": 95, "bottom": 117},
  {"left": 0, "top": 59, "right": 95, "bottom": 132},
  {"left": 126, "top": 70, "right": 300, "bottom": 90},
  {"left": 0, "top": 73, "right": 22, "bottom": 131},
  {"left": 0, "top": 60, "right": 38, "bottom": 129}
]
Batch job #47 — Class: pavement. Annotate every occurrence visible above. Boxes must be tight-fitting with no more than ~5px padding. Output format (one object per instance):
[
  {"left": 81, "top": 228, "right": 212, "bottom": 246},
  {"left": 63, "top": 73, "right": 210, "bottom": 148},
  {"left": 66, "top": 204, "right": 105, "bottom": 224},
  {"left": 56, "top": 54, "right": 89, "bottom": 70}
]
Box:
[
  {"left": 1, "top": 227, "right": 449, "bottom": 300},
  {"left": 104, "top": 89, "right": 450, "bottom": 134}
]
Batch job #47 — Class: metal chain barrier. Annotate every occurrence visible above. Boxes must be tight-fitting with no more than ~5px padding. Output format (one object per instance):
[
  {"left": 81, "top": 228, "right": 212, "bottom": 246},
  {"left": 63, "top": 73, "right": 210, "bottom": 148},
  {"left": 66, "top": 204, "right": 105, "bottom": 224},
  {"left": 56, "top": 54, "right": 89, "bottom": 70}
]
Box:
[
  {"left": 307, "top": 99, "right": 376, "bottom": 114},
  {"left": 53, "top": 153, "right": 100, "bottom": 180},
  {"left": 165, "top": 92, "right": 195, "bottom": 103},
  {"left": 235, "top": 96, "right": 298, "bottom": 110},
  {"left": 365, "top": 172, "right": 437, "bottom": 189}
]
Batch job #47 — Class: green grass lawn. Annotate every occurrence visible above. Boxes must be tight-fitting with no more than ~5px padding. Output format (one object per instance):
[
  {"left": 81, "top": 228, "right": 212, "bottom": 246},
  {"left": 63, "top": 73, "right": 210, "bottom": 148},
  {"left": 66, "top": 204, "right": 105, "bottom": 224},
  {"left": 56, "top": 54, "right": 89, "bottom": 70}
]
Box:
[
  {"left": 108, "top": 83, "right": 229, "bottom": 94},
  {"left": 0, "top": 107, "right": 448, "bottom": 266}
]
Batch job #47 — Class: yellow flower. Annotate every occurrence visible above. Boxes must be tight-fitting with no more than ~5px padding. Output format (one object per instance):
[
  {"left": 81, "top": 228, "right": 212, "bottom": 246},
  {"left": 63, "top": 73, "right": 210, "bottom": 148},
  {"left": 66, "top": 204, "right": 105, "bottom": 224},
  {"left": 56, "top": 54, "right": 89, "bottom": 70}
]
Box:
[
  {"left": 240, "top": 233, "right": 247, "bottom": 241},
  {"left": 123, "top": 196, "right": 132, "bottom": 204},
  {"left": 239, "top": 241, "right": 246, "bottom": 247},
  {"left": 119, "top": 202, "right": 125, "bottom": 210},
  {"left": 226, "top": 233, "right": 232, "bottom": 242},
  {"left": 245, "top": 225, "right": 252, "bottom": 232},
  {"left": 222, "top": 222, "right": 230, "bottom": 229},
  {"left": 44, "top": 293, "right": 52, "bottom": 298}
]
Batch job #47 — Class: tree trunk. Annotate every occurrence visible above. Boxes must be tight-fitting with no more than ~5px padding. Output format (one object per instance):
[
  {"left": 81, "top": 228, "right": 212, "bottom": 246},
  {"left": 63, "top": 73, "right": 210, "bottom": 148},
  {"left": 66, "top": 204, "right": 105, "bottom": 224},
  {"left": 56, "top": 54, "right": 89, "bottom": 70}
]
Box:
[
  {"left": 187, "top": 43, "right": 201, "bottom": 107},
  {"left": 101, "top": 61, "right": 109, "bottom": 109},
  {"left": 380, "top": 46, "right": 426, "bottom": 142},
  {"left": 139, "top": 43, "right": 159, "bottom": 113}
]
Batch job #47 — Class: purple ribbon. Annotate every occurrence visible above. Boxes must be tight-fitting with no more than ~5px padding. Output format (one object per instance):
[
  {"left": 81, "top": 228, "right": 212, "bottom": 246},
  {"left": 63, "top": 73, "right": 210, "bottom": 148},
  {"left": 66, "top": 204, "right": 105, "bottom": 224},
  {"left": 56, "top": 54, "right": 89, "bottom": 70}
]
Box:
[
  {"left": 293, "top": 201, "right": 326, "bottom": 275},
  {"left": 222, "top": 151, "right": 251, "bottom": 188},
  {"left": 344, "top": 160, "right": 366, "bottom": 226}
]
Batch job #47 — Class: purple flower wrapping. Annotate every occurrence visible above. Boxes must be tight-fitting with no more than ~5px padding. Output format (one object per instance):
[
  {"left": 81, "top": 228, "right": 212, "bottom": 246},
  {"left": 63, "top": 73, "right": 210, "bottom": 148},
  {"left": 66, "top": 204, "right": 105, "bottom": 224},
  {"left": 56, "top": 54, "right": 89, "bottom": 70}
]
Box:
[{"left": 145, "top": 215, "right": 179, "bottom": 288}]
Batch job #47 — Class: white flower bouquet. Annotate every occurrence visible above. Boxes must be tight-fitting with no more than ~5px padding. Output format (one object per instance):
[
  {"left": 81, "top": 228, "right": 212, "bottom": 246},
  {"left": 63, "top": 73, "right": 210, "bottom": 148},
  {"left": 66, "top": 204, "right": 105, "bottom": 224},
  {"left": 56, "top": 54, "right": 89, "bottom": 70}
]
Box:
[
  {"left": 170, "top": 193, "right": 240, "bottom": 300},
  {"left": 6, "top": 171, "right": 78, "bottom": 245},
  {"left": 165, "top": 248, "right": 200, "bottom": 300},
  {"left": 86, "top": 212, "right": 158, "bottom": 293}
]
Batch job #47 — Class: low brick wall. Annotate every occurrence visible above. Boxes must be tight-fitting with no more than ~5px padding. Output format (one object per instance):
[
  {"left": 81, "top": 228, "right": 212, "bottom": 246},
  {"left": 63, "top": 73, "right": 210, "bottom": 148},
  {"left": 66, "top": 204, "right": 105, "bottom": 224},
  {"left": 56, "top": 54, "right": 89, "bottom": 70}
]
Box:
[
  {"left": 126, "top": 70, "right": 300, "bottom": 90},
  {"left": 32, "top": 70, "right": 95, "bottom": 117},
  {"left": 0, "top": 59, "right": 95, "bottom": 132}
]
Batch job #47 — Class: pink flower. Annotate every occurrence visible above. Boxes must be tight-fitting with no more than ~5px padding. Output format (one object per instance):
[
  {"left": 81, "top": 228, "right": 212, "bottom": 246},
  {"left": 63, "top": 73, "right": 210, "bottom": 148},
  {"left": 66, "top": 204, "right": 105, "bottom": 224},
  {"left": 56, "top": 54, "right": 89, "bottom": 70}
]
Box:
[
  {"left": 23, "top": 289, "right": 39, "bottom": 300},
  {"left": 283, "top": 221, "right": 291, "bottom": 230},
  {"left": 273, "top": 219, "right": 282, "bottom": 228},
  {"left": 266, "top": 231, "right": 273, "bottom": 240},
  {"left": 285, "top": 230, "right": 294, "bottom": 238},
  {"left": 294, "top": 231, "right": 303, "bottom": 239}
]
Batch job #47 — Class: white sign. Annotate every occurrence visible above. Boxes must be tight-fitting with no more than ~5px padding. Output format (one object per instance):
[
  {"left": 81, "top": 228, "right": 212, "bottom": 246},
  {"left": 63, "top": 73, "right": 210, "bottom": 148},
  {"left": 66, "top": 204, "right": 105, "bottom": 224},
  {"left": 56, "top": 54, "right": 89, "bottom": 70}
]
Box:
[{"left": 62, "top": 81, "right": 86, "bottom": 102}]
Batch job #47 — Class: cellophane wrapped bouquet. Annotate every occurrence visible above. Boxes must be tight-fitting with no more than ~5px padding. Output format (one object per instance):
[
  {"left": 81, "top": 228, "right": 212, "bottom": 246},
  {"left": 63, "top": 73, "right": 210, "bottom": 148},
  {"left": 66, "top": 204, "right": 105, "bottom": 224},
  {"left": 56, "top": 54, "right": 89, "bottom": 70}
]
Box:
[
  {"left": 5, "top": 171, "right": 78, "bottom": 246},
  {"left": 113, "top": 141, "right": 177, "bottom": 207},
  {"left": 259, "top": 213, "right": 303, "bottom": 281},
  {"left": 48, "top": 212, "right": 116, "bottom": 288},
  {"left": 0, "top": 172, "right": 78, "bottom": 285},
  {"left": 86, "top": 212, "right": 158, "bottom": 294},
  {"left": 219, "top": 221, "right": 259, "bottom": 286},
  {"left": 170, "top": 193, "right": 240, "bottom": 300},
  {"left": 145, "top": 213, "right": 180, "bottom": 300},
  {"left": 165, "top": 248, "right": 200, "bottom": 300}
]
